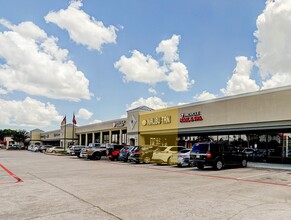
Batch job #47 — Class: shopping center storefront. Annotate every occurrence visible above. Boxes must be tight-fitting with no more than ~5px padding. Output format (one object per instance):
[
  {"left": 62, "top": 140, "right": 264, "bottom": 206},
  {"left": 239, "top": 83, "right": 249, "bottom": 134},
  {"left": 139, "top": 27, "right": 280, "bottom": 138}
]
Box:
[
  {"left": 76, "top": 118, "right": 127, "bottom": 146},
  {"left": 138, "top": 86, "right": 291, "bottom": 163},
  {"left": 30, "top": 85, "right": 291, "bottom": 163}
]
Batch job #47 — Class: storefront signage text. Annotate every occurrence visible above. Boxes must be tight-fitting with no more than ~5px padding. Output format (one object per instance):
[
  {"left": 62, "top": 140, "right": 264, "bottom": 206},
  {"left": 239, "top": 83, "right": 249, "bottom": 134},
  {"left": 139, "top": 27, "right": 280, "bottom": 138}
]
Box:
[
  {"left": 113, "top": 120, "right": 126, "bottom": 127},
  {"left": 142, "top": 116, "right": 171, "bottom": 126},
  {"left": 180, "top": 111, "right": 203, "bottom": 123}
]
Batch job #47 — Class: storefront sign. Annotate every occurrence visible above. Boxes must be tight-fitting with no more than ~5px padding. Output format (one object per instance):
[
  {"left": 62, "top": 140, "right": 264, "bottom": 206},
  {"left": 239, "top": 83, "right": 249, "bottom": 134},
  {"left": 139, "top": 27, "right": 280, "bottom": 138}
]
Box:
[
  {"left": 180, "top": 111, "right": 203, "bottom": 123},
  {"left": 142, "top": 116, "right": 171, "bottom": 126},
  {"left": 113, "top": 120, "right": 126, "bottom": 127},
  {"left": 41, "top": 134, "right": 49, "bottom": 139}
]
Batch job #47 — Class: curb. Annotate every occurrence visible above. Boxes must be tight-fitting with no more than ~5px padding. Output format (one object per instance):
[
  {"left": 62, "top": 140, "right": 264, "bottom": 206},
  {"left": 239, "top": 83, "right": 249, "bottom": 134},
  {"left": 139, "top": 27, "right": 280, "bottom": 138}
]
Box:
[
  {"left": 248, "top": 163, "right": 291, "bottom": 172},
  {"left": 44, "top": 152, "right": 69, "bottom": 156}
]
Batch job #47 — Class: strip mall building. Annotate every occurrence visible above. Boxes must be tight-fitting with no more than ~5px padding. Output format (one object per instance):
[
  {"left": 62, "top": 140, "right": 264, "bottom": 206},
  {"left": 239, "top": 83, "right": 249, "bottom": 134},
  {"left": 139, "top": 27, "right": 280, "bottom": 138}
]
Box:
[{"left": 30, "top": 86, "right": 291, "bottom": 163}]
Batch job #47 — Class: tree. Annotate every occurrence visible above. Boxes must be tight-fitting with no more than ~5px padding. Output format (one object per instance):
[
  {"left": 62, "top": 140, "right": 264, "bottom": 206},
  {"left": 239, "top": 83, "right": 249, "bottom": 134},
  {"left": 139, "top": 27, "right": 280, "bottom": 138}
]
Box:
[
  {"left": 0, "top": 129, "right": 16, "bottom": 141},
  {"left": 12, "top": 130, "right": 29, "bottom": 144}
]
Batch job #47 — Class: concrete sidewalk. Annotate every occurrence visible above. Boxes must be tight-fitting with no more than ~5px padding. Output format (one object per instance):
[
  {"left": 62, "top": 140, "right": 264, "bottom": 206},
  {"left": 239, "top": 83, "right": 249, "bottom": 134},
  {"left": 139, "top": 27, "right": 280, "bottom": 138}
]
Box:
[{"left": 248, "top": 162, "right": 291, "bottom": 171}]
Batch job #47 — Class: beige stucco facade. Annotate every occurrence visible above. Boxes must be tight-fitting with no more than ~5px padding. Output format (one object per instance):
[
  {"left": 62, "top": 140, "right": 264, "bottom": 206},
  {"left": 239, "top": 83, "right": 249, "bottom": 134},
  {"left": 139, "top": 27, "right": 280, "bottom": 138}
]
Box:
[
  {"left": 30, "top": 86, "right": 291, "bottom": 159},
  {"left": 178, "top": 86, "right": 291, "bottom": 134},
  {"left": 76, "top": 118, "right": 127, "bottom": 146}
]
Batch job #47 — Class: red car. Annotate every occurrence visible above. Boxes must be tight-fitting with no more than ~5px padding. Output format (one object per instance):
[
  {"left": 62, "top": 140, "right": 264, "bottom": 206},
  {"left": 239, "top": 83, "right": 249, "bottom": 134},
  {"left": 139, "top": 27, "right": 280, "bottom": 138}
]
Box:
[{"left": 107, "top": 144, "right": 124, "bottom": 161}]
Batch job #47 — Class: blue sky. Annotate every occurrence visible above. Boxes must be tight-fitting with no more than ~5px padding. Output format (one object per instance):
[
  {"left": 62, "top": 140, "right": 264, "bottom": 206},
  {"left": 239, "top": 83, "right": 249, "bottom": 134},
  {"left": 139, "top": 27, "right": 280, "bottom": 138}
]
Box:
[{"left": 0, "top": 0, "right": 290, "bottom": 131}]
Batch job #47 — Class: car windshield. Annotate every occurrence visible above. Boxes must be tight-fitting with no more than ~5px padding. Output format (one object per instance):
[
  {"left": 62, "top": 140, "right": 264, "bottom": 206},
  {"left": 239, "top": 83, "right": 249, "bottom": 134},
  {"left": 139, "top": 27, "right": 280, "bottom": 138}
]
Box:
[
  {"left": 179, "top": 149, "right": 190, "bottom": 153},
  {"left": 191, "top": 143, "right": 209, "bottom": 153}
]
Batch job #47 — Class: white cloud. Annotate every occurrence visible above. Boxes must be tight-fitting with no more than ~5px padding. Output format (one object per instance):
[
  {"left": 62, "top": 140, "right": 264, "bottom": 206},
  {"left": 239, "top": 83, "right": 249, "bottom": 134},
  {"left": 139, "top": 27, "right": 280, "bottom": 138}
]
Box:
[
  {"left": 254, "top": 0, "right": 291, "bottom": 89},
  {"left": 126, "top": 96, "right": 168, "bottom": 110},
  {"left": 76, "top": 108, "right": 93, "bottom": 120},
  {"left": 177, "top": 102, "right": 189, "bottom": 106},
  {"left": 89, "top": 119, "right": 102, "bottom": 124},
  {"left": 261, "top": 72, "right": 291, "bottom": 89},
  {"left": 0, "top": 87, "right": 8, "bottom": 94},
  {"left": 156, "top": 34, "right": 180, "bottom": 63},
  {"left": 167, "top": 62, "right": 194, "bottom": 92},
  {"left": 115, "top": 35, "right": 194, "bottom": 92},
  {"left": 114, "top": 50, "right": 167, "bottom": 84},
  {"left": 194, "top": 91, "right": 217, "bottom": 101},
  {"left": 148, "top": 87, "right": 157, "bottom": 95},
  {"left": 45, "top": 0, "right": 118, "bottom": 52},
  {"left": 120, "top": 114, "right": 127, "bottom": 118},
  {"left": 221, "top": 56, "right": 259, "bottom": 96},
  {"left": 0, "top": 97, "right": 61, "bottom": 127},
  {"left": 0, "top": 19, "right": 91, "bottom": 101}
]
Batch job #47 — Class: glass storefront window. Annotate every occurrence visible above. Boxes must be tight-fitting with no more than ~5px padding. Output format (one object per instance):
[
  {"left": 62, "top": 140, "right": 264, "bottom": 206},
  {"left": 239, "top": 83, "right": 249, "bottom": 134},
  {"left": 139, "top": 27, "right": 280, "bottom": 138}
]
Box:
[
  {"left": 282, "top": 133, "right": 291, "bottom": 158},
  {"left": 267, "top": 133, "right": 283, "bottom": 157},
  {"left": 218, "top": 135, "right": 228, "bottom": 142}
]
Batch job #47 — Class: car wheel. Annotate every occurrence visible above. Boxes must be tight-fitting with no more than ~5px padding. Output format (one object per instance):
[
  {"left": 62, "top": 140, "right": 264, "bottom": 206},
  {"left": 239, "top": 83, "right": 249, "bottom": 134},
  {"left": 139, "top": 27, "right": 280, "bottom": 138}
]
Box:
[
  {"left": 177, "top": 163, "right": 182, "bottom": 167},
  {"left": 197, "top": 164, "right": 204, "bottom": 170},
  {"left": 77, "top": 155, "right": 81, "bottom": 158},
  {"left": 109, "top": 157, "right": 114, "bottom": 161},
  {"left": 214, "top": 160, "right": 223, "bottom": 170},
  {"left": 143, "top": 156, "right": 151, "bottom": 164},
  {"left": 95, "top": 154, "right": 101, "bottom": 160},
  {"left": 241, "top": 159, "right": 247, "bottom": 167}
]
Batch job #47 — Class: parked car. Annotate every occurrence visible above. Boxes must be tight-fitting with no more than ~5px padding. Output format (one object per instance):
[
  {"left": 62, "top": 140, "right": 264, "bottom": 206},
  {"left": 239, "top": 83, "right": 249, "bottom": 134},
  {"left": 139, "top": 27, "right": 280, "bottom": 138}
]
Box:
[
  {"left": 128, "top": 145, "right": 159, "bottom": 164},
  {"left": 152, "top": 146, "right": 186, "bottom": 165},
  {"left": 190, "top": 142, "right": 247, "bottom": 170},
  {"left": 46, "top": 146, "right": 64, "bottom": 154},
  {"left": 254, "top": 149, "right": 267, "bottom": 161},
  {"left": 32, "top": 145, "right": 40, "bottom": 152},
  {"left": 118, "top": 146, "right": 137, "bottom": 162},
  {"left": 28, "top": 144, "right": 35, "bottom": 151},
  {"left": 106, "top": 144, "right": 124, "bottom": 161},
  {"left": 242, "top": 148, "right": 256, "bottom": 160},
  {"left": 39, "top": 145, "right": 52, "bottom": 153},
  {"left": 86, "top": 143, "right": 106, "bottom": 160},
  {"left": 7, "top": 144, "right": 21, "bottom": 150},
  {"left": 174, "top": 148, "right": 192, "bottom": 167},
  {"left": 79, "top": 146, "right": 91, "bottom": 158},
  {"left": 70, "top": 145, "right": 86, "bottom": 157}
]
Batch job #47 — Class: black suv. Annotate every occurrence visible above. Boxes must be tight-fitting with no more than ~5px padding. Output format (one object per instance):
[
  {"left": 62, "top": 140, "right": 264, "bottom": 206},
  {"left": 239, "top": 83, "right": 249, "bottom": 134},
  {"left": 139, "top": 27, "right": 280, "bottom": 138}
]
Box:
[{"left": 190, "top": 142, "right": 247, "bottom": 170}]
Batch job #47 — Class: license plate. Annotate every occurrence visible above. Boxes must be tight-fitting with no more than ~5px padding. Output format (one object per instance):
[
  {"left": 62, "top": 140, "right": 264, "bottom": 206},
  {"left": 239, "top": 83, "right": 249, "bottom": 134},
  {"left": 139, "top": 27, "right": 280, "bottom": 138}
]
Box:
[{"left": 196, "top": 155, "right": 200, "bottom": 158}]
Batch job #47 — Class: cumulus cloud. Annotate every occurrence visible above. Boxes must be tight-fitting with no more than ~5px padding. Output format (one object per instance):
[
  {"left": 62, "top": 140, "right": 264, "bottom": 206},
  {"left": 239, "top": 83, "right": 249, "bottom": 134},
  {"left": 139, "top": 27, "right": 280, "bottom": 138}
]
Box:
[
  {"left": 45, "top": 0, "right": 118, "bottom": 51},
  {"left": 167, "top": 62, "right": 194, "bottom": 92},
  {"left": 0, "top": 97, "right": 61, "bottom": 127},
  {"left": 254, "top": 0, "right": 291, "bottom": 89},
  {"left": 115, "top": 35, "right": 194, "bottom": 92},
  {"left": 0, "top": 87, "right": 8, "bottom": 94},
  {"left": 0, "top": 19, "right": 91, "bottom": 101},
  {"left": 156, "top": 34, "right": 180, "bottom": 63},
  {"left": 76, "top": 108, "right": 93, "bottom": 120},
  {"left": 221, "top": 56, "right": 259, "bottom": 96},
  {"left": 177, "top": 102, "right": 189, "bottom": 106},
  {"left": 194, "top": 91, "right": 217, "bottom": 101},
  {"left": 89, "top": 119, "right": 102, "bottom": 124},
  {"left": 126, "top": 96, "right": 168, "bottom": 110},
  {"left": 148, "top": 87, "right": 157, "bottom": 95},
  {"left": 114, "top": 50, "right": 167, "bottom": 84}
]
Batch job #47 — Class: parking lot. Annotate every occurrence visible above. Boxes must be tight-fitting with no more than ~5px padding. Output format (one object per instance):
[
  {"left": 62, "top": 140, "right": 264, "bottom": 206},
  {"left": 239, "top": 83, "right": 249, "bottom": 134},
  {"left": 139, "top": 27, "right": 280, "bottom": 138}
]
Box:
[{"left": 1, "top": 150, "right": 291, "bottom": 220}]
